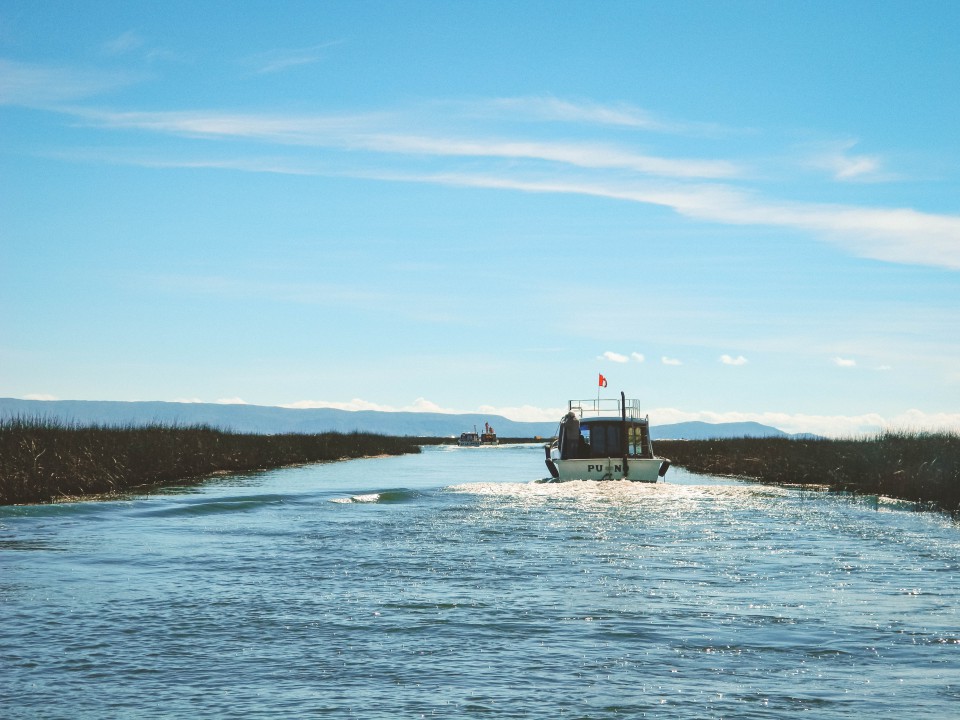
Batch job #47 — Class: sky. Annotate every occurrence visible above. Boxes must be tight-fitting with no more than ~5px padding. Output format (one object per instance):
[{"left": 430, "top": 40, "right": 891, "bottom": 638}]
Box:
[{"left": 2, "top": 1, "right": 960, "bottom": 437}]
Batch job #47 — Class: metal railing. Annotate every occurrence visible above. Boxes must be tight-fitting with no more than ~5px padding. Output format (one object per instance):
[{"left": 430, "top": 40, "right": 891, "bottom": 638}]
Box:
[{"left": 567, "top": 397, "right": 647, "bottom": 421}]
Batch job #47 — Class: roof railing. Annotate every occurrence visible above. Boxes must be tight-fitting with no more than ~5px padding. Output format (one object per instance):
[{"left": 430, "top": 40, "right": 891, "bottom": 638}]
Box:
[{"left": 568, "top": 397, "right": 646, "bottom": 421}]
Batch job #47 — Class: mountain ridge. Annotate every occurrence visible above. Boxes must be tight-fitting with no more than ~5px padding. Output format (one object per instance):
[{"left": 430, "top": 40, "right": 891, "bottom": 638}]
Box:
[{"left": 0, "top": 398, "right": 807, "bottom": 440}]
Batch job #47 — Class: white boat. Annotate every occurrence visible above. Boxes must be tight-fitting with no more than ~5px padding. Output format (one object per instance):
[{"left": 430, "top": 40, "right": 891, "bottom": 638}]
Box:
[{"left": 543, "top": 392, "right": 670, "bottom": 482}]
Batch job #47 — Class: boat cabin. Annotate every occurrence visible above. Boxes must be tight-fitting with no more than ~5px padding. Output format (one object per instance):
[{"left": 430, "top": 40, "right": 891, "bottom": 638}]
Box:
[
  {"left": 559, "top": 416, "right": 654, "bottom": 460},
  {"left": 458, "top": 431, "right": 481, "bottom": 447}
]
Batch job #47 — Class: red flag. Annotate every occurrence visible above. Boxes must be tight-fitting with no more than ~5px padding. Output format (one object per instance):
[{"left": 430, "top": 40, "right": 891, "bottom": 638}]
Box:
[{"left": 599, "top": 373, "right": 608, "bottom": 388}]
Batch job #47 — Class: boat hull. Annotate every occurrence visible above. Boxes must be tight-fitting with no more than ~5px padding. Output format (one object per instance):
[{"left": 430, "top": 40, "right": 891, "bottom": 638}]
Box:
[{"left": 549, "top": 457, "right": 668, "bottom": 483}]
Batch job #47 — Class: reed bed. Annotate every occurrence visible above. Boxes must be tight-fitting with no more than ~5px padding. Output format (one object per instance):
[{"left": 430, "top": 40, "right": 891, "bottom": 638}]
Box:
[
  {"left": 0, "top": 418, "right": 421, "bottom": 505},
  {"left": 656, "top": 431, "right": 960, "bottom": 514}
]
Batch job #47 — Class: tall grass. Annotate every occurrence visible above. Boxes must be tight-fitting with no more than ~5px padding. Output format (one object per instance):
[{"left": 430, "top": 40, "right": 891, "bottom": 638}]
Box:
[
  {"left": 656, "top": 431, "right": 960, "bottom": 514},
  {"left": 0, "top": 417, "right": 421, "bottom": 505}
]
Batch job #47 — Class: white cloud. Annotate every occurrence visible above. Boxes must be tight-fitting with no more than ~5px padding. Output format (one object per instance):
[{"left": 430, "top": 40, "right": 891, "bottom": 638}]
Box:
[
  {"left": 280, "top": 397, "right": 461, "bottom": 414},
  {"left": 478, "top": 404, "right": 566, "bottom": 422},
  {"left": 804, "top": 140, "right": 888, "bottom": 182},
  {"left": 602, "top": 351, "right": 629, "bottom": 363},
  {"left": 23, "top": 393, "right": 58, "bottom": 401},
  {"left": 661, "top": 356, "right": 682, "bottom": 365},
  {"left": 833, "top": 357, "right": 857, "bottom": 367},
  {"left": 720, "top": 354, "right": 748, "bottom": 365},
  {"left": 631, "top": 352, "right": 645, "bottom": 362},
  {"left": 407, "top": 397, "right": 449, "bottom": 413},
  {"left": 215, "top": 397, "right": 248, "bottom": 404},
  {"left": 283, "top": 398, "right": 396, "bottom": 412}
]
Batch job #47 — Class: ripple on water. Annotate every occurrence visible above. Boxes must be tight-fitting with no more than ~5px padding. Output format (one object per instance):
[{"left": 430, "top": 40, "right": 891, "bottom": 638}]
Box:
[{"left": 2, "top": 451, "right": 959, "bottom": 719}]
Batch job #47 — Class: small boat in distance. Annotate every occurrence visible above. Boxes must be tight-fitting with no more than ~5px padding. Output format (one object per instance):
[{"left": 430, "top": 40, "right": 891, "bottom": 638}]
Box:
[
  {"left": 458, "top": 429, "right": 481, "bottom": 447},
  {"left": 480, "top": 422, "right": 499, "bottom": 445},
  {"left": 543, "top": 391, "right": 670, "bottom": 482}
]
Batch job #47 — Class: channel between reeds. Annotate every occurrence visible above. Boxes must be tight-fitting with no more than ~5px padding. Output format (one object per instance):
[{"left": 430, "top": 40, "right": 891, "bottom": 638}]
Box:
[{"left": 1, "top": 418, "right": 421, "bottom": 505}]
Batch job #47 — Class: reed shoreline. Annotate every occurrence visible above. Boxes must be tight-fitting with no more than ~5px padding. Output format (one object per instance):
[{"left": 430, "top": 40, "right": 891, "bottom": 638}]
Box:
[
  {"left": 0, "top": 418, "right": 421, "bottom": 505},
  {"left": 656, "top": 431, "right": 960, "bottom": 515}
]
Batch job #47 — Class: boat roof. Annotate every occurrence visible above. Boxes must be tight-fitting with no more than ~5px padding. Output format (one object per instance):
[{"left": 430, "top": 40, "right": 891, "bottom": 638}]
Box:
[{"left": 567, "top": 397, "right": 648, "bottom": 423}]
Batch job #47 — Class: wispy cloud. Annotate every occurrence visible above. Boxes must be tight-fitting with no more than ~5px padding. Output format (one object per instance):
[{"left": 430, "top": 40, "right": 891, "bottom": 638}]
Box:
[
  {"left": 833, "top": 356, "right": 857, "bottom": 367},
  {"left": 282, "top": 397, "right": 463, "bottom": 414},
  {"left": 102, "top": 31, "right": 145, "bottom": 56},
  {"left": 356, "top": 134, "right": 742, "bottom": 178},
  {"left": 71, "top": 107, "right": 381, "bottom": 141},
  {"left": 661, "top": 356, "right": 682, "bottom": 366},
  {"left": 69, "top": 107, "right": 740, "bottom": 179},
  {"left": 403, "top": 172, "right": 960, "bottom": 271},
  {"left": 246, "top": 41, "right": 344, "bottom": 75},
  {"left": 804, "top": 140, "right": 890, "bottom": 182},
  {"left": 0, "top": 59, "right": 138, "bottom": 106},
  {"left": 631, "top": 352, "right": 645, "bottom": 362},
  {"left": 486, "top": 96, "right": 672, "bottom": 130},
  {"left": 483, "top": 96, "right": 733, "bottom": 136},
  {"left": 29, "top": 97, "right": 960, "bottom": 271}
]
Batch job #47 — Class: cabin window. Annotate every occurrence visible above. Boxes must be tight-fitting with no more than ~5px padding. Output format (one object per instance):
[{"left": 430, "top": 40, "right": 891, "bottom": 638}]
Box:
[{"left": 586, "top": 423, "right": 622, "bottom": 457}]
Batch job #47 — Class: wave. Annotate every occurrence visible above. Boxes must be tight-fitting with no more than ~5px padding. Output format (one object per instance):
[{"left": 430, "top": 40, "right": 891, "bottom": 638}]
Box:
[
  {"left": 131, "top": 493, "right": 292, "bottom": 518},
  {"left": 329, "top": 488, "right": 425, "bottom": 505}
]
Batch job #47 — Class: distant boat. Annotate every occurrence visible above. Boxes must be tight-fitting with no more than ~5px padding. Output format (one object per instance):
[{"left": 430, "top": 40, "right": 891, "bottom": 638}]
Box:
[
  {"left": 458, "top": 430, "right": 481, "bottom": 447},
  {"left": 543, "top": 392, "right": 670, "bottom": 482},
  {"left": 480, "top": 422, "right": 499, "bottom": 445}
]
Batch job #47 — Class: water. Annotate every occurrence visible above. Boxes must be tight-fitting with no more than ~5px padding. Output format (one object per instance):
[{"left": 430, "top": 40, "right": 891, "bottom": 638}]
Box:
[{"left": 2, "top": 444, "right": 958, "bottom": 718}]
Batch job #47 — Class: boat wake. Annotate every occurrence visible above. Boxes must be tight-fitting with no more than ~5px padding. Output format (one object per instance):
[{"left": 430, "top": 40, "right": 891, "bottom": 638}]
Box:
[
  {"left": 445, "top": 478, "right": 792, "bottom": 506},
  {"left": 329, "top": 488, "right": 425, "bottom": 504}
]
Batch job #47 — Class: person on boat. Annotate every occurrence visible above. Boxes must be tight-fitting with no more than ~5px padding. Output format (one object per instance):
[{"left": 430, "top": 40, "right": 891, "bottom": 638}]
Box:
[{"left": 561, "top": 411, "right": 580, "bottom": 459}]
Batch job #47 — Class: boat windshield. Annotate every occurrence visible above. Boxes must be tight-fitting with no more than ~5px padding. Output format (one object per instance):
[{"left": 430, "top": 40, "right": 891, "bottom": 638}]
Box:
[
  {"left": 578, "top": 421, "right": 654, "bottom": 459},
  {"left": 581, "top": 422, "right": 620, "bottom": 456}
]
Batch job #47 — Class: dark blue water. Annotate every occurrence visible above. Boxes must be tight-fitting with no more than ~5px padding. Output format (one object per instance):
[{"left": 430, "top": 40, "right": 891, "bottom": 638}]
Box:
[{"left": 2, "top": 444, "right": 958, "bottom": 718}]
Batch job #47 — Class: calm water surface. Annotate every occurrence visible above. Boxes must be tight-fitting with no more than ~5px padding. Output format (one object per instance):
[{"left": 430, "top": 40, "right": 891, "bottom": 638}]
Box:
[{"left": 2, "top": 444, "right": 958, "bottom": 718}]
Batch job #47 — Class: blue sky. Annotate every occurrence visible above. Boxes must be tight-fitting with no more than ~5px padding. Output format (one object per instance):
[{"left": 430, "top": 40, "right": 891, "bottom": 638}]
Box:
[{"left": 2, "top": 1, "right": 959, "bottom": 437}]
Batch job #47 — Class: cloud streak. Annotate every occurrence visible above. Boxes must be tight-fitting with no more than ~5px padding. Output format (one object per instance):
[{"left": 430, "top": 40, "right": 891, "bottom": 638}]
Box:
[
  {"left": 13, "top": 86, "right": 959, "bottom": 271},
  {"left": 246, "top": 42, "right": 344, "bottom": 74},
  {"left": 0, "top": 59, "right": 138, "bottom": 106}
]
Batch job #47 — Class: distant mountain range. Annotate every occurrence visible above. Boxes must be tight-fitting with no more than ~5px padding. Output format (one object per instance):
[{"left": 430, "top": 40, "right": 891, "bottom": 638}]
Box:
[{"left": 0, "top": 398, "right": 806, "bottom": 440}]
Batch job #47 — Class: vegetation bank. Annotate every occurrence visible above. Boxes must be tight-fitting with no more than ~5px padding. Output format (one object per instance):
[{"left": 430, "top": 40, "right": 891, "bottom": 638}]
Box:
[
  {"left": 657, "top": 431, "right": 960, "bottom": 514},
  {"left": 1, "top": 418, "right": 420, "bottom": 505}
]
